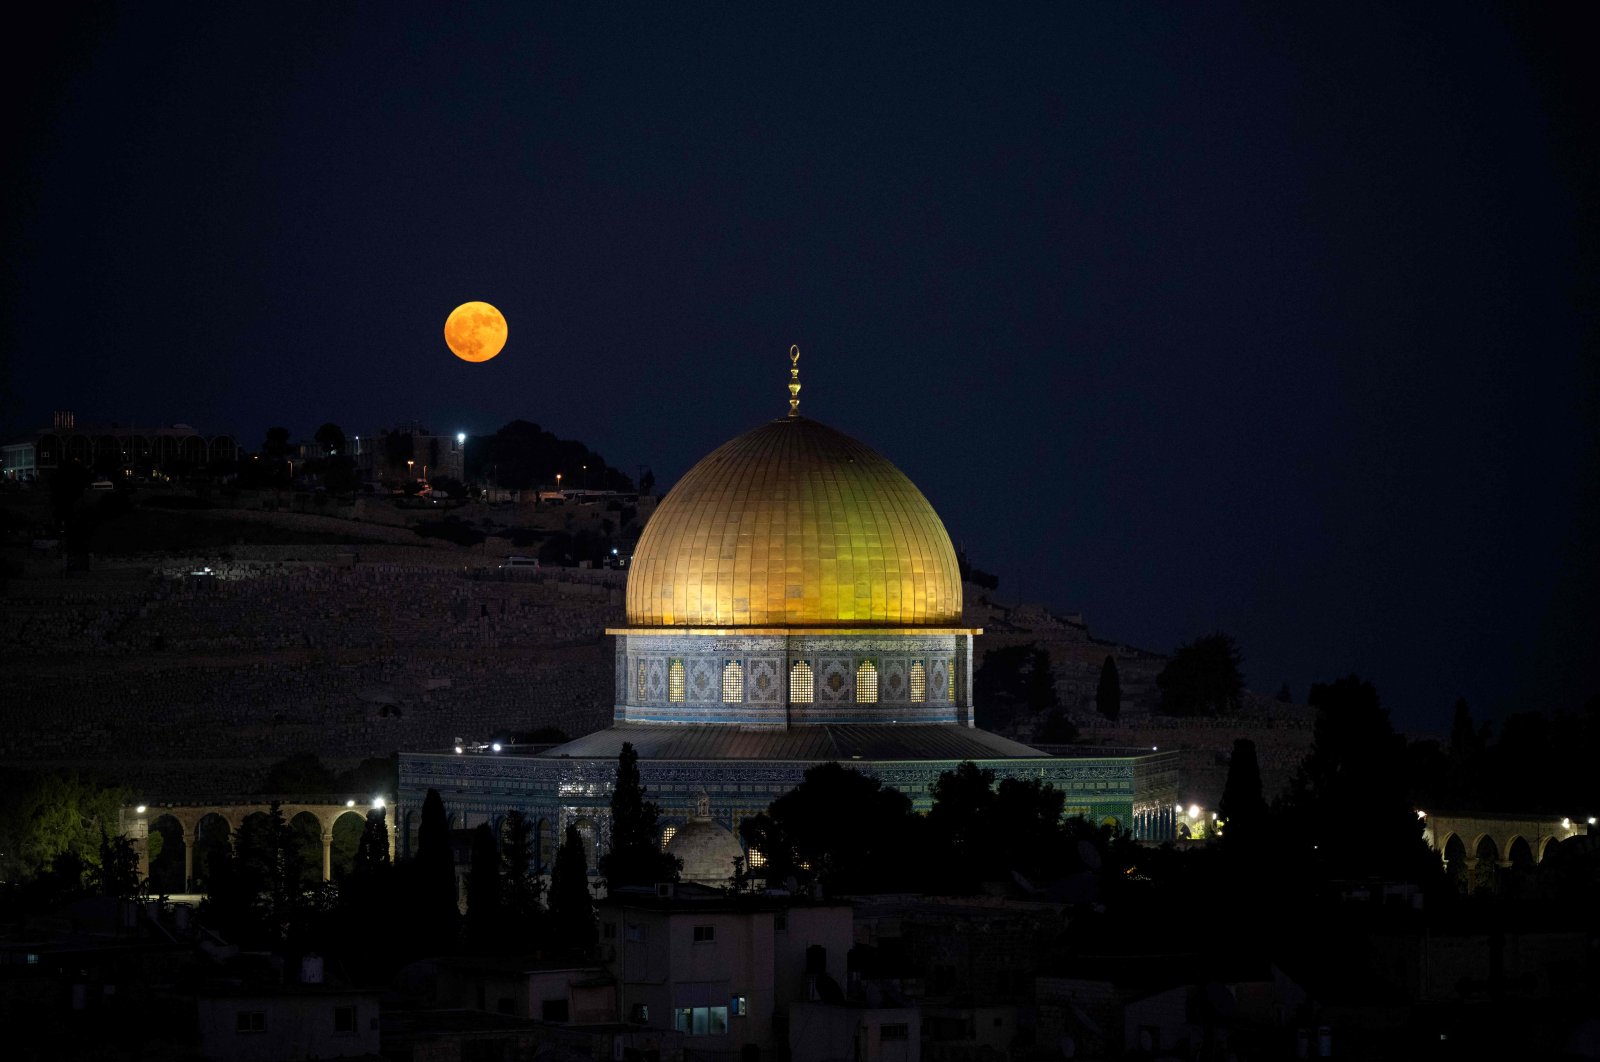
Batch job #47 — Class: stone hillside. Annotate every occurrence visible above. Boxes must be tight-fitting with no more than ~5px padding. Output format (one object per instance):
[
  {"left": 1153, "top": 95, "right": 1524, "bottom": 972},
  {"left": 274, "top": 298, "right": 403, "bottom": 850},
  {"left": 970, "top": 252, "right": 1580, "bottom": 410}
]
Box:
[
  {"left": 962, "top": 586, "right": 1315, "bottom": 804},
  {"left": 3, "top": 552, "right": 622, "bottom": 798}
]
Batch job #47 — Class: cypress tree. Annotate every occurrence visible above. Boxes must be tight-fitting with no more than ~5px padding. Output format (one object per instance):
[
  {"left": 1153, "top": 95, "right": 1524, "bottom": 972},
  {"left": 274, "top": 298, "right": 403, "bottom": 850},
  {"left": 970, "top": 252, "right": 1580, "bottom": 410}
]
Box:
[
  {"left": 414, "top": 788, "right": 461, "bottom": 950},
  {"left": 500, "top": 811, "right": 544, "bottom": 950},
  {"left": 1219, "top": 738, "right": 1270, "bottom": 854},
  {"left": 1095, "top": 655, "right": 1122, "bottom": 721},
  {"left": 598, "top": 743, "right": 679, "bottom": 889},
  {"left": 548, "top": 823, "right": 596, "bottom": 957},
  {"left": 464, "top": 823, "right": 503, "bottom": 949}
]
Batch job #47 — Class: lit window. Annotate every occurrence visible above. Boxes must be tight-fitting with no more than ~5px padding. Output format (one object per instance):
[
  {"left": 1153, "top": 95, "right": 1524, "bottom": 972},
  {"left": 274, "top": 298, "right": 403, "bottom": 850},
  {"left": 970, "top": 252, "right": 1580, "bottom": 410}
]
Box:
[
  {"left": 669, "top": 660, "right": 686, "bottom": 703},
  {"left": 790, "top": 661, "right": 813, "bottom": 703},
  {"left": 660, "top": 825, "right": 677, "bottom": 851},
  {"left": 746, "top": 845, "right": 766, "bottom": 868},
  {"left": 731, "top": 995, "right": 748, "bottom": 1016},
  {"left": 693, "top": 924, "right": 716, "bottom": 942},
  {"left": 910, "top": 661, "right": 927, "bottom": 702},
  {"left": 857, "top": 661, "right": 878, "bottom": 703},
  {"left": 675, "top": 1005, "right": 730, "bottom": 1036},
  {"left": 722, "top": 660, "right": 744, "bottom": 703},
  {"left": 636, "top": 661, "right": 646, "bottom": 700}
]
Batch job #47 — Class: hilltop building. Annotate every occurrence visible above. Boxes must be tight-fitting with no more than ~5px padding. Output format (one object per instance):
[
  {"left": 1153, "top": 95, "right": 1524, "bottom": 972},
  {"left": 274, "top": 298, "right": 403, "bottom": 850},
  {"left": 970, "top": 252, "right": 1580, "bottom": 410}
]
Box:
[
  {"left": 398, "top": 352, "right": 1177, "bottom": 873},
  {"left": 0, "top": 411, "right": 240, "bottom": 482}
]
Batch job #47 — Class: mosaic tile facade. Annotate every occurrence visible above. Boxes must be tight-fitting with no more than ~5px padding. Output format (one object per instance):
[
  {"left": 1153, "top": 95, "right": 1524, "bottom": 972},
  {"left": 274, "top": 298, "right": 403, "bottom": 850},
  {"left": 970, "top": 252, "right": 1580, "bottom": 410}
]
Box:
[
  {"left": 613, "top": 630, "right": 974, "bottom": 727},
  {"left": 397, "top": 747, "right": 1181, "bottom": 862}
]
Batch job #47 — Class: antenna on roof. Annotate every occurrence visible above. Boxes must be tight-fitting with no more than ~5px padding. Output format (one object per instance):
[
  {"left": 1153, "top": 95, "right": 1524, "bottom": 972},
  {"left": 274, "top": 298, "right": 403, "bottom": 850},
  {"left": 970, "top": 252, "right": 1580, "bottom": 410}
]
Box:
[{"left": 787, "top": 344, "right": 802, "bottom": 417}]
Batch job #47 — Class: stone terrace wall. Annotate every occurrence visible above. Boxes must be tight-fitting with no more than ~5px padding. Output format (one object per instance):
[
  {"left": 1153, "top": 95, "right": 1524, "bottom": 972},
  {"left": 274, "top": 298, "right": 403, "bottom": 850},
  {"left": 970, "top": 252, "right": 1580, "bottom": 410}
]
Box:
[{"left": 3, "top": 562, "right": 622, "bottom": 798}]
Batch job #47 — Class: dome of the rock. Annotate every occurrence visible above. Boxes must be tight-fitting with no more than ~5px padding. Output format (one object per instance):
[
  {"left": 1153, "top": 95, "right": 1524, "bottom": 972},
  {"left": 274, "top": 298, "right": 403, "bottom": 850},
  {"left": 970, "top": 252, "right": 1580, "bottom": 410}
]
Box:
[{"left": 626, "top": 416, "right": 962, "bottom": 628}]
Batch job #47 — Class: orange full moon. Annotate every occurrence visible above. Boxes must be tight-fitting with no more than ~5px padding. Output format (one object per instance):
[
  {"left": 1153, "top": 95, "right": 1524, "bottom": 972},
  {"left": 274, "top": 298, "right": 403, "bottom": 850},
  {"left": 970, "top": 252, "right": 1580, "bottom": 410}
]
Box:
[{"left": 443, "top": 301, "right": 508, "bottom": 363}]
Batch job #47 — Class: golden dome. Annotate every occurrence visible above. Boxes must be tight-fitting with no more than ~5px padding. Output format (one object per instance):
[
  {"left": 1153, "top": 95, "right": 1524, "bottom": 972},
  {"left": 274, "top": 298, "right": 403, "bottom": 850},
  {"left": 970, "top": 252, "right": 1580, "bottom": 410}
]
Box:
[{"left": 626, "top": 416, "right": 963, "bottom": 627}]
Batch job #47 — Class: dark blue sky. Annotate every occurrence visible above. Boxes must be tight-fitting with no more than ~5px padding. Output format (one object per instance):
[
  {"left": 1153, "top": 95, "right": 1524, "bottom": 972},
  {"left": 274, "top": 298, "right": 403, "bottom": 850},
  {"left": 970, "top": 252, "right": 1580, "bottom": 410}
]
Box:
[{"left": 4, "top": 4, "right": 1595, "bottom": 731}]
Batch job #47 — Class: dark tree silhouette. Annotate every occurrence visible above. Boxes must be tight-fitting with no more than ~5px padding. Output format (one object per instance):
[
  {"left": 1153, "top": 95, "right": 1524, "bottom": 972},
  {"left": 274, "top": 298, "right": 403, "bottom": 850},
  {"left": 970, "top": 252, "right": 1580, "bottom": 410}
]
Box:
[
  {"left": 414, "top": 789, "right": 461, "bottom": 951},
  {"left": 258, "top": 752, "right": 338, "bottom": 795},
  {"left": 500, "top": 811, "right": 544, "bottom": 950},
  {"left": 547, "top": 823, "right": 596, "bottom": 957},
  {"left": 353, "top": 808, "right": 391, "bottom": 878},
  {"left": 740, "top": 763, "right": 925, "bottom": 894},
  {"left": 598, "top": 743, "right": 679, "bottom": 889},
  {"left": 313, "top": 422, "right": 346, "bottom": 456},
  {"left": 262, "top": 426, "right": 291, "bottom": 458},
  {"left": 1156, "top": 633, "right": 1244, "bottom": 716},
  {"left": 974, "top": 644, "right": 1059, "bottom": 732},
  {"left": 464, "top": 823, "right": 502, "bottom": 949},
  {"left": 93, "top": 832, "right": 143, "bottom": 899},
  {"left": 1219, "top": 738, "right": 1270, "bottom": 855},
  {"left": 1281, "top": 675, "right": 1434, "bottom": 881},
  {"left": 1275, "top": 683, "right": 1293, "bottom": 703},
  {"left": 1095, "top": 655, "right": 1122, "bottom": 721}
]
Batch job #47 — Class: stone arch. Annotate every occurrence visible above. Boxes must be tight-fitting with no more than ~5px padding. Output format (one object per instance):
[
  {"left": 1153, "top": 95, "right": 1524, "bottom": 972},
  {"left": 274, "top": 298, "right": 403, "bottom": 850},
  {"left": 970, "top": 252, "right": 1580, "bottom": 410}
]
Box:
[
  {"left": 329, "top": 810, "right": 367, "bottom": 878},
  {"left": 1472, "top": 834, "right": 1500, "bottom": 893},
  {"left": 147, "top": 814, "right": 187, "bottom": 894},
  {"left": 1506, "top": 835, "right": 1534, "bottom": 870},
  {"left": 1537, "top": 834, "right": 1559, "bottom": 864}
]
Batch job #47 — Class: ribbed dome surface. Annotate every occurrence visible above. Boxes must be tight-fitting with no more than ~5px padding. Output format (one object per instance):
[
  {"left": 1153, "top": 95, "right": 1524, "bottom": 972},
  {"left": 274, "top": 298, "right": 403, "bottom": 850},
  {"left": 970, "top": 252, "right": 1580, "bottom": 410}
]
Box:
[{"left": 626, "top": 416, "right": 962, "bottom": 627}]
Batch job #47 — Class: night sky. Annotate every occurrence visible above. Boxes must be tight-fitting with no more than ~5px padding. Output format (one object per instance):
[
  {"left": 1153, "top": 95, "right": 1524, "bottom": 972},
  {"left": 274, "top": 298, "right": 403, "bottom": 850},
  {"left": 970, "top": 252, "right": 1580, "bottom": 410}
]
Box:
[{"left": 4, "top": 4, "right": 1595, "bottom": 731}]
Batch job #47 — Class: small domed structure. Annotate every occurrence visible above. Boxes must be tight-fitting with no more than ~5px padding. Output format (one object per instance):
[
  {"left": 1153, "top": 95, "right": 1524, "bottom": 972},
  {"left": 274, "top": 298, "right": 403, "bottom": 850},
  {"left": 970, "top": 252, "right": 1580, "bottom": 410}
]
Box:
[{"left": 665, "top": 796, "right": 745, "bottom": 887}]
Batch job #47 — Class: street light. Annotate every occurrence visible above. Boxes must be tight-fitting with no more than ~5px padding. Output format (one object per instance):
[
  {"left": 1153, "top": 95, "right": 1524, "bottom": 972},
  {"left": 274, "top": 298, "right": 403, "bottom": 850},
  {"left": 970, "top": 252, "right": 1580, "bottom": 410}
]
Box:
[{"left": 407, "top": 459, "right": 415, "bottom": 482}]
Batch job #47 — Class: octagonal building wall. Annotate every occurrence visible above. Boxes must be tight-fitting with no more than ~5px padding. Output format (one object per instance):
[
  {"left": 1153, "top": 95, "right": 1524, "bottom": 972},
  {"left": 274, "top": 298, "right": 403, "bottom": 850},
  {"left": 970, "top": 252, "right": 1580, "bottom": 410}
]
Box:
[{"left": 612, "top": 630, "right": 974, "bottom": 728}]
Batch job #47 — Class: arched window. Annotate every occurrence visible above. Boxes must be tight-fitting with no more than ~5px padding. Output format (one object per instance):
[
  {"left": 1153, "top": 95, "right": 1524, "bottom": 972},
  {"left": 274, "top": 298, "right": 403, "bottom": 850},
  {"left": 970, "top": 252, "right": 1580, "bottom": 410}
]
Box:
[
  {"left": 790, "top": 661, "right": 814, "bottom": 704},
  {"left": 948, "top": 657, "right": 958, "bottom": 701},
  {"left": 668, "top": 660, "right": 686, "bottom": 704},
  {"left": 910, "top": 661, "right": 927, "bottom": 703},
  {"left": 746, "top": 845, "right": 767, "bottom": 869},
  {"left": 856, "top": 660, "right": 879, "bottom": 704},
  {"left": 636, "top": 661, "right": 646, "bottom": 700},
  {"left": 722, "top": 660, "right": 744, "bottom": 703},
  {"left": 660, "top": 825, "right": 677, "bottom": 852}
]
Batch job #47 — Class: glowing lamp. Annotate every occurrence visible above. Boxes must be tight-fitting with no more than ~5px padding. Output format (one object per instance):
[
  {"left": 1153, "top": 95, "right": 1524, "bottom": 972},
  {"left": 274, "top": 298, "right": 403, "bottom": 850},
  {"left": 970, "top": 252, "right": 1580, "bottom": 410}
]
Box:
[
  {"left": 135, "top": 805, "right": 147, "bottom": 814},
  {"left": 371, "top": 797, "right": 386, "bottom": 810}
]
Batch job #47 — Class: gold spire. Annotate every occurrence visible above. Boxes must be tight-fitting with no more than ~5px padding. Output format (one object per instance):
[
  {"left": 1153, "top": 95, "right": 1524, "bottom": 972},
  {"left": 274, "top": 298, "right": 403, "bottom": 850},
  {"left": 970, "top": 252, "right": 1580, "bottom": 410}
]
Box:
[{"left": 787, "top": 344, "right": 802, "bottom": 417}]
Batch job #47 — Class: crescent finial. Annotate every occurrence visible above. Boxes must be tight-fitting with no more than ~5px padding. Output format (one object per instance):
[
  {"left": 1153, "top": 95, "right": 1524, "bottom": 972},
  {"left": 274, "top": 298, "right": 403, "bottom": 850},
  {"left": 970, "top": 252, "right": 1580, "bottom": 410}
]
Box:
[{"left": 787, "top": 344, "right": 802, "bottom": 417}]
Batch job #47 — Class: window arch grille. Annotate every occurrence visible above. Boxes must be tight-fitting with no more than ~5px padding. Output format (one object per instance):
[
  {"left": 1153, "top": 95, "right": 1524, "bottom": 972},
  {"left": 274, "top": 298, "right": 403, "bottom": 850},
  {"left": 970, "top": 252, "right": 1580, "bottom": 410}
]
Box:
[
  {"left": 948, "top": 657, "right": 958, "bottom": 702},
  {"left": 790, "top": 661, "right": 814, "bottom": 704},
  {"left": 722, "top": 660, "right": 744, "bottom": 703},
  {"left": 910, "top": 661, "right": 927, "bottom": 702},
  {"left": 668, "top": 660, "right": 686, "bottom": 703},
  {"left": 856, "top": 660, "right": 879, "bottom": 704},
  {"left": 636, "top": 661, "right": 646, "bottom": 701}
]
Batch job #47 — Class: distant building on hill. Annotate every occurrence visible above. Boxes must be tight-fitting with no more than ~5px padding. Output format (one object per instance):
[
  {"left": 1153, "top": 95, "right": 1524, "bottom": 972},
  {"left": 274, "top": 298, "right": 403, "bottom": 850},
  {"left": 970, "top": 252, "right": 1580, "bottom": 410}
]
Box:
[
  {"left": 0, "top": 410, "right": 240, "bottom": 482},
  {"left": 350, "top": 422, "right": 464, "bottom": 486}
]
